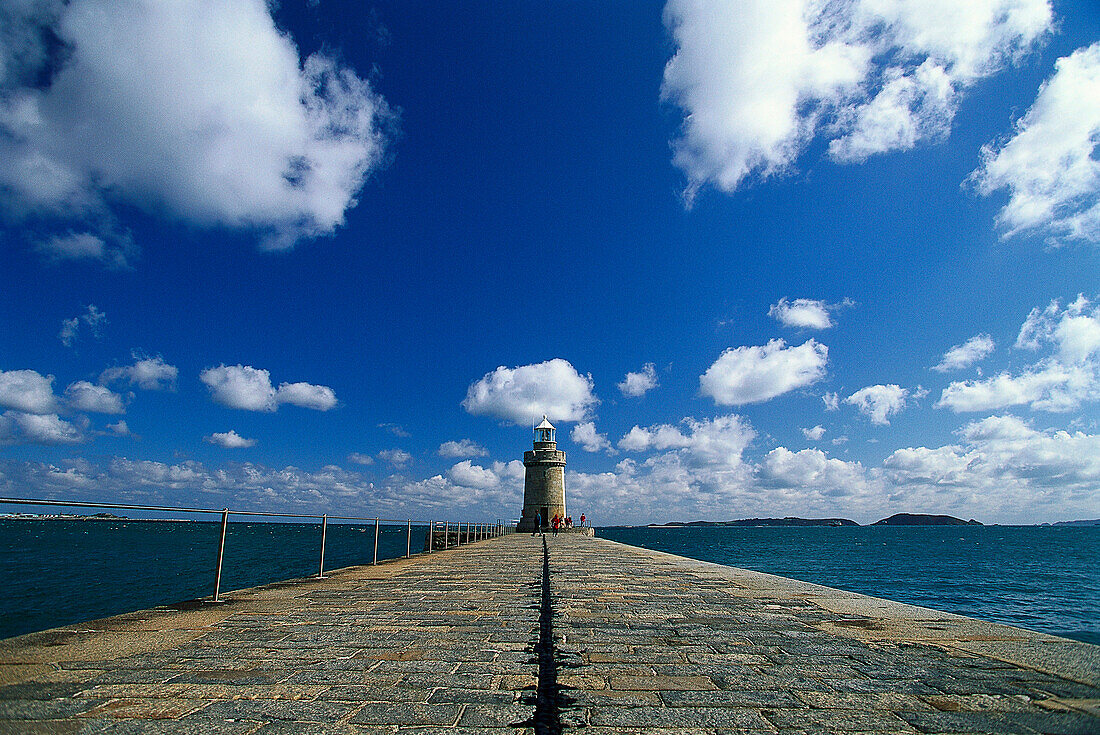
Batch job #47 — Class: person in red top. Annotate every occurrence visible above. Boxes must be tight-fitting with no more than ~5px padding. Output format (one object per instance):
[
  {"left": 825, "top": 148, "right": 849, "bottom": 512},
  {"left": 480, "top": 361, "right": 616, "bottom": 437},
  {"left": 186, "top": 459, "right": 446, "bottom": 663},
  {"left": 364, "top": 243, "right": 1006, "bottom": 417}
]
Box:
[
  {"left": 551, "top": 514, "right": 560, "bottom": 536},
  {"left": 580, "top": 514, "right": 586, "bottom": 527}
]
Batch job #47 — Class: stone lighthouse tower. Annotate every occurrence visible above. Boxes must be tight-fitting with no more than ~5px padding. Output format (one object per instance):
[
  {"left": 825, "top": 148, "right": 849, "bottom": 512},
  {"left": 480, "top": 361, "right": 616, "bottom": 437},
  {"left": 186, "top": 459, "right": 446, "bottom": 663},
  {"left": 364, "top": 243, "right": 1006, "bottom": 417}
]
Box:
[{"left": 517, "top": 416, "right": 566, "bottom": 531}]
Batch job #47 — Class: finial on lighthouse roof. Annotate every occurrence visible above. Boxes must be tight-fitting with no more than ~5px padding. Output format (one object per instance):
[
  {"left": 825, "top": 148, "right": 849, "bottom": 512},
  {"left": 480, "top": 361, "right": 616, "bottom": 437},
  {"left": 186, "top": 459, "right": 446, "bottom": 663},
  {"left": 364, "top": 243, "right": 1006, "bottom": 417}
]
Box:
[{"left": 535, "top": 415, "right": 555, "bottom": 430}]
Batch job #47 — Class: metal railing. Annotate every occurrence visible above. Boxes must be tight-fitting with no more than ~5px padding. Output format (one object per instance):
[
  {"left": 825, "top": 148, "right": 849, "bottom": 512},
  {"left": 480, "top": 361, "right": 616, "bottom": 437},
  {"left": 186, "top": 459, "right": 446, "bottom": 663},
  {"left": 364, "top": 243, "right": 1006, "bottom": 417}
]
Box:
[{"left": 0, "top": 497, "right": 514, "bottom": 602}]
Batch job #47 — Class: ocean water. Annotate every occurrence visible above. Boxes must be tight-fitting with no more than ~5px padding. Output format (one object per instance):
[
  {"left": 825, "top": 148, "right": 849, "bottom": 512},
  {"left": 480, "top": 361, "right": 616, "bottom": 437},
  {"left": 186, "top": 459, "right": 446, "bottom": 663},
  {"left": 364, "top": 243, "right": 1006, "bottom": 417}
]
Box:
[
  {"left": 3, "top": 521, "right": 1097, "bottom": 646},
  {"left": 599, "top": 525, "right": 1100, "bottom": 645},
  {"left": 0, "top": 519, "right": 429, "bottom": 640}
]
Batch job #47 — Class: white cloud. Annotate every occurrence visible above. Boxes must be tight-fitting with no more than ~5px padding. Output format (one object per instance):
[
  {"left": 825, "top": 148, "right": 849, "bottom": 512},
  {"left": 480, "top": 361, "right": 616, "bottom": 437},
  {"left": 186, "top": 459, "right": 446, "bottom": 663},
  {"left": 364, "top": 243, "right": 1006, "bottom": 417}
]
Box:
[
  {"left": 768, "top": 297, "right": 840, "bottom": 329},
  {"left": 35, "top": 231, "right": 135, "bottom": 268},
  {"left": 104, "top": 420, "right": 130, "bottom": 437},
  {"left": 617, "top": 414, "right": 756, "bottom": 469},
  {"left": 938, "top": 296, "right": 1100, "bottom": 412},
  {"left": 661, "top": 0, "right": 1051, "bottom": 198},
  {"left": 446, "top": 460, "right": 501, "bottom": 490},
  {"left": 200, "top": 365, "right": 337, "bottom": 412},
  {"left": 845, "top": 384, "right": 912, "bottom": 425},
  {"left": 378, "top": 448, "right": 412, "bottom": 467},
  {"left": 618, "top": 363, "right": 658, "bottom": 397},
  {"left": 438, "top": 439, "right": 488, "bottom": 458},
  {"left": 462, "top": 358, "right": 597, "bottom": 425},
  {"left": 0, "top": 369, "right": 58, "bottom": 414},
  {"left": 0, "top": 410, "right": 82, "bottom": 445},
  {"left": 0, "top": 0, "right": 393, "bottom": 252},
  {"left": 204, "top": 430, "right": 256, "bottom": 448},
  {"left": 883, "top": 415, "right": 1100, "bottom": 523},
  {"left": 59, "top": 304, "right": 107, "bottom": 347},
  {"left": 758, "top": 446, "right": 867, "bottom": 494},
  {"left": 823, "top": 391, "right": 840, "bottom": 411},
  {"left": 700, "top": 338, "right": 827, "bottom": 405},
  {"left": 933, "top": 334, "right": 995, "bottom": 372},
  {"left": 802, "top": 425, "right": 826, "bottom": 440},
  {"left": 571, "top": 422, "right": 611, "bottom": 453},
  {"left": 100, "top": 356, "right": 177, "bottom": 391},
  {"left": 64, "top": 380, "right": 125, "bottom": 414},
  {"left": 200, "top": 365, "right": 276, "bottom": 411},
  {"left": 274, "top": 382, "right": 338, "bottom": 411},
  {"left": 378, "top": 423, "right": 411, "bottom": 437},
  {"left": 971, "top": 42, "right": 1100, "bottom": 244},
  {"left": 347, "top": 452, "right": 375, "bottom": 465}
]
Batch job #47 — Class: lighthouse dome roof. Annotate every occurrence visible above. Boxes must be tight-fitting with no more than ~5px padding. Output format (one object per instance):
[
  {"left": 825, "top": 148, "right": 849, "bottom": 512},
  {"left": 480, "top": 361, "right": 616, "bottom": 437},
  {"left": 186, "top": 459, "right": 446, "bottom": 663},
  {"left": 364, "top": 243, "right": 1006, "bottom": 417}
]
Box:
[{"left": 535, "top": 415, "right": 555, "bottom": 430}]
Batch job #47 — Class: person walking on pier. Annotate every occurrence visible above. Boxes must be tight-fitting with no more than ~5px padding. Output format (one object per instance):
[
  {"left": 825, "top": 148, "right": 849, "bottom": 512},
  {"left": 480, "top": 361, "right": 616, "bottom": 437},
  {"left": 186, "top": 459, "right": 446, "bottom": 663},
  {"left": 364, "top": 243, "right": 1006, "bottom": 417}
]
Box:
[{"left": 532, "top": 511, "right": 543, "bottom": 536}]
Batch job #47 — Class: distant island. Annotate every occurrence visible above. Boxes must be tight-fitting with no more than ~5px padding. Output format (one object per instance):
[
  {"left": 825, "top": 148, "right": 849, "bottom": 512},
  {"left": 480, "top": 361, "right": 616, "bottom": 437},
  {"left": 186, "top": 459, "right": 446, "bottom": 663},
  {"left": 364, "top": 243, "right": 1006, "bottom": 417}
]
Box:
[
  {"left": 640, "top": 513, "right": 989, "bottom": 528},
  {"left": 872, "top": 513, "right": 982, "bottom": 526},
  {"left": 1050, "top": 519, "right": 1100, "bottom": 527},
  {"left": 649, "top": 517, "right": 858, "bottom": 528}
]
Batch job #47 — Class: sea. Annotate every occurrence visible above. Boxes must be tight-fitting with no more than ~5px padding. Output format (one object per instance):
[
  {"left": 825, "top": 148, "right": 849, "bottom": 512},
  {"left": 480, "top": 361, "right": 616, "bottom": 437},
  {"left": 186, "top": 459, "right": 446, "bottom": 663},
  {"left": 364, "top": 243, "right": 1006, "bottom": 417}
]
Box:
[
  {"left": 0, "top": 518, "right": 427, "bottom": 640},
  {"left": 1, "top": 520, "right": 1097, "bottom": 646},
  {"left": 600, "top": 524, "right": 1100, "bottom": 645}
]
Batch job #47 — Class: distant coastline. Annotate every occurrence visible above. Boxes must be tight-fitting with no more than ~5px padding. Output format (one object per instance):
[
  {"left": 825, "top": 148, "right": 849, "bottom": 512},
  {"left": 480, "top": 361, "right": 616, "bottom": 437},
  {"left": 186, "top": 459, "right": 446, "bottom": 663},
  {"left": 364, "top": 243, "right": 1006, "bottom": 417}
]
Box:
[
  {"left": 0, "top": 513, "right": 193, "bottom": 522},
  {"left": 634, "top": 513, "right": 1100, "bottom": 529}
]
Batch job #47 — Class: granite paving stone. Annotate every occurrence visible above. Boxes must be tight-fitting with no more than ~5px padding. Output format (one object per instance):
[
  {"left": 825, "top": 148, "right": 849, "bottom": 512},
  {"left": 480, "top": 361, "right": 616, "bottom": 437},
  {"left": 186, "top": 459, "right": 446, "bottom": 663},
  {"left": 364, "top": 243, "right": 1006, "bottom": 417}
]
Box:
[{"left": 1, "top": 532, "right": 1098, "bottom": 733}]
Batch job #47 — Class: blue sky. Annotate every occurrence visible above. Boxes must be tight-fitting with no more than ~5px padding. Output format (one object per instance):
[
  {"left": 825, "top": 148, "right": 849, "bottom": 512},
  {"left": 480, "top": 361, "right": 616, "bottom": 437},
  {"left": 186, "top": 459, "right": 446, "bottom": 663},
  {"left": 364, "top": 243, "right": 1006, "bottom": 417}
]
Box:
[{"left": 1, "top": 0, "right": 1099, "bottom": 525}]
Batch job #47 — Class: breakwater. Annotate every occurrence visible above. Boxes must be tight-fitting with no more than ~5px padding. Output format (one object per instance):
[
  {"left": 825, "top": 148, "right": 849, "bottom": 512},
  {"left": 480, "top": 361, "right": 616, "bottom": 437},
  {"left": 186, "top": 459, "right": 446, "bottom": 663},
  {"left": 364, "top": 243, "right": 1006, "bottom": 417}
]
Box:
[
  {"left": 602, "top": 524, "right": 1100, "bottom": 645},
  {"left": 1, "top": 534, "right": 1098, "bottom": 732}
]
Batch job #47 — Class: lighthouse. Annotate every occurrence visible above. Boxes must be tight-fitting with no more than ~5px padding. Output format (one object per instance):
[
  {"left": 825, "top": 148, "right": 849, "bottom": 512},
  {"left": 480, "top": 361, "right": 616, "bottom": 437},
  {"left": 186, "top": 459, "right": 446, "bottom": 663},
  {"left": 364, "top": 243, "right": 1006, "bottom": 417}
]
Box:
[{"left": 517, "top": 416, "right": 566, "bottom": 531}]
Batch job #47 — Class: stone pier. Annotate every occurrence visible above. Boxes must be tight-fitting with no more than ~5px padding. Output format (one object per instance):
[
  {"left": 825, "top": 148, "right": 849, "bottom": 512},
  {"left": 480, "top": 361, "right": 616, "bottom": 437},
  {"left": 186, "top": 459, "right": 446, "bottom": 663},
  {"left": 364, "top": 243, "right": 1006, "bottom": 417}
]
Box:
[{"left": 1, "top": 534, "right": 1098, "bottom": 733}]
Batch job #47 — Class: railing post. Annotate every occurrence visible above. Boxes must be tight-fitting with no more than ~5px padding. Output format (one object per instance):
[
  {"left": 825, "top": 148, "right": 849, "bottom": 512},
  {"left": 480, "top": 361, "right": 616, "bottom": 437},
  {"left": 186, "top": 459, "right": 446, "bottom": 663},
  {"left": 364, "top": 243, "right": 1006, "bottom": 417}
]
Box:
[
  {"left": 373, "top": 517, "right": 380, "bottom": 565},
  {"left": 444, "top": 521, "right": 449, "bottom": 549},
  {"left": 318, "top": 514, "right": 328, "bottom": 578},
  {"left": 428, "top": 520, "right": 434, "bottom": 553},
  {"left": 406, "top": 519, "right": 412, "bottom": 558},
  {"left": 213, "top": 508, "right": 229, "bottom": 602}
]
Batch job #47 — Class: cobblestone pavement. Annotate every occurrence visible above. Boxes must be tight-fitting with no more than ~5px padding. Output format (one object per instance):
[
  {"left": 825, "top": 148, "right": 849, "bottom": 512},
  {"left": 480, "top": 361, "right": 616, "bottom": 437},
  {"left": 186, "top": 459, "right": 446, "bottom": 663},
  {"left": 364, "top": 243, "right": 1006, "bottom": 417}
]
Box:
[
  {"left": 547, "top": 535, "right": 1100, "bottom": 734},
  {"left": 1, "top": 533, "right": 1098, "bottom": 734},
  {"left": 0, "top": 536, "right": 545, "bottom": 734}
]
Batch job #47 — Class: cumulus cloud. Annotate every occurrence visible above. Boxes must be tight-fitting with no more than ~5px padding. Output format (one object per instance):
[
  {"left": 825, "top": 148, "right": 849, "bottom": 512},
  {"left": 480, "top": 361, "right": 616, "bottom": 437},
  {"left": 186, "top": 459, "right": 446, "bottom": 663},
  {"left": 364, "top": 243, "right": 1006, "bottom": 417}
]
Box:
[
  {"left": 971, "top": 43, "right": 1100, "bottom": 244},
  {"left": 462, "top": 358, "right": 597, "bottom": 425},
  {"left": 571, "top": 422, "right": 611, "bottom": 453},
  {"left": 883, "top": 415, "right": 1100, "bottom": 522},
  {"left": 204, "top": 430, "right": 256, "bottom": 448},
  {"left": 768, "top": 297, "right": 850, "bottom": 329},
  {"left": 844, "top": 384, "right": 914, "bottom": 425},
  {"left": 938, "top": 296, "right": 1100, "bottom": 412},
  {"left": 347, "top": 452, "right": 374, "bottom": 465},
  {"left": 0, "top": 369, "right": 58, "bottom": 414},
  {"left": 104, "top": 420, "right": 130, "bottom": 437},
  {"left": 0, "top": 0, "right": 394, "bottom": 254},
  {"left": 661, "top": 0, "right": 1051, "bottom": 199},
  {"left": 199, "top": 365, "right": 337, "bottom": 412},
  {"left": 64, "top": 381, "right": 125, "bottom": 414},
  {"left": 933, "top": 334, "right": 995, "bottom": 372},
  {"left": 447, "top": 460, "right": 501, "bottom": 490},
  {"left": 274, "top": 382, "right": 338, "bottom": 411},
  {"left": 100, "top": 356, "right": 177, "bottom": 391},
  {"left": 823, "top": 391, "right": 840, "bottom": 411},
  {"left": 378, "top": 448, "right": 412, "bottom": 467},
  {"left": 618, "top": 363, "right": 659, "bottom": 397},
  {"left": 0, "top": 411, "right": 83, "bottom": 445},
  {"left": 700, "top": 339, "right": 827, "bottom": 405},
  {"left": 758, "top": 446, "right": 867, "bottom": 493},
  {"left": 802, "top": 425, "right": 826, "bottom": 440},
  {"left": 378, "top": 423, "right": 411, "bottom": 437},
  {"left": 59, "top": 304, "right": 107, "bottom": 347},
  {"left": 617, "top": 415, "right": 756, "bottom": 468},
  {"left": 438, "top": 439, "right": 488, "bottom": 458}
]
